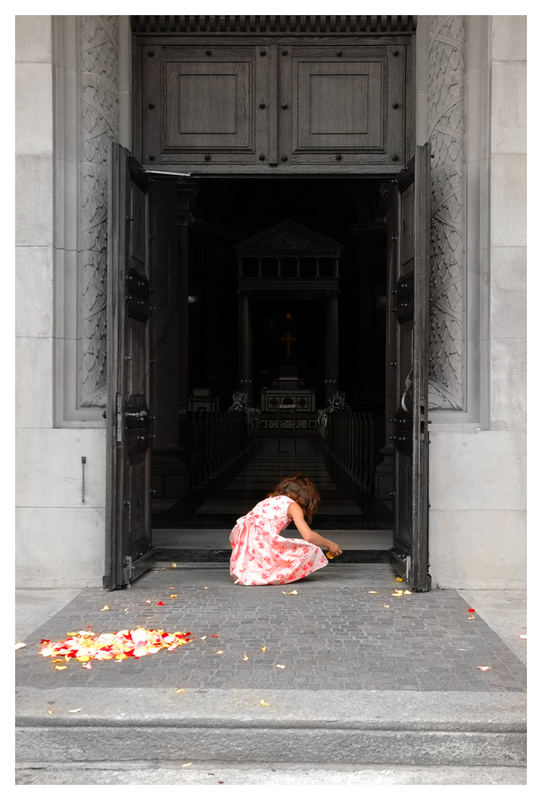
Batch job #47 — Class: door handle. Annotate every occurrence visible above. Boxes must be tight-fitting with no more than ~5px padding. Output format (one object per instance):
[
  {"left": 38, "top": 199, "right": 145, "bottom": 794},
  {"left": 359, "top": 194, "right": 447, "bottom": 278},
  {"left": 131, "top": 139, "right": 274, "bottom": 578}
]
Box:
[
  {"left": 401, "top": 369, "right": 413, "bottom": 413},
  {"left": 125, "top": 409, "right": 149, "bottom": 421}
]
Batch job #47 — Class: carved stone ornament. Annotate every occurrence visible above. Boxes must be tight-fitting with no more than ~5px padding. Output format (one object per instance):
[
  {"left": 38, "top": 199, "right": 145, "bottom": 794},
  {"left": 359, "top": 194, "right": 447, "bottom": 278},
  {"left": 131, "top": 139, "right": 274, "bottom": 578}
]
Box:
[
  {"left": 131, "top": 15, "right": 417, "bottom": 34},
  {"left": 427, "top": 15, "right": 465, "bottom": 410},
  {"left": 78, "top": 16, "right": 119, "bottom": 408},
  {"left": 234, "top": 220, "right": 344, "bottom": 258}
]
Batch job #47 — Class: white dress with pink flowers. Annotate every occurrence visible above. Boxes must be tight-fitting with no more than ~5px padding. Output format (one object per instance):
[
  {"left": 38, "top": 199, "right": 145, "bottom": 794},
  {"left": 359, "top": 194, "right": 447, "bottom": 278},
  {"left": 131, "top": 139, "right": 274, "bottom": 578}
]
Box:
[{"left": 229, "top": 494, "right": 329, "bottom": 586}]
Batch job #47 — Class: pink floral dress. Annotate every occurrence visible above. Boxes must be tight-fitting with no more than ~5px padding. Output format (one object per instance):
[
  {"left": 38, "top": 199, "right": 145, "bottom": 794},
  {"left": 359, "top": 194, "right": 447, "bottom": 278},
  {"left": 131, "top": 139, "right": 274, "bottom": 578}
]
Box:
[{"left": 229, "top": 494, "right": 329, "bottom": 586}]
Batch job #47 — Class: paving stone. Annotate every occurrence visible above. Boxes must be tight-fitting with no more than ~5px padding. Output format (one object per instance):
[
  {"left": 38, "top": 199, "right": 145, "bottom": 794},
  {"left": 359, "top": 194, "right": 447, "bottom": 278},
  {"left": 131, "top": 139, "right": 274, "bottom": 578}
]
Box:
[{"left": 15, "top": 564, "right": 526, "bottom": 694}]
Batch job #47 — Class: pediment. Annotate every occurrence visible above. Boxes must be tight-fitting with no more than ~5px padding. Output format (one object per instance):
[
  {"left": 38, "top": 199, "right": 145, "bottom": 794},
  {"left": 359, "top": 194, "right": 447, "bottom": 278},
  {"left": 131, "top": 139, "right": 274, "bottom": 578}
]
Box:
[{"left": 234, "top": 220, "right": 344, "bottom": 258}]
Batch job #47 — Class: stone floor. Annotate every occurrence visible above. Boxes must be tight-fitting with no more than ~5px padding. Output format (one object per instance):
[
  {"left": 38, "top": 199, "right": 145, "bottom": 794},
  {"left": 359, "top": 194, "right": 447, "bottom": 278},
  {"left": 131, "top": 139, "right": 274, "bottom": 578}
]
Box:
[{"left": 16, "top": 563, "right": 526, "bottom": 693}]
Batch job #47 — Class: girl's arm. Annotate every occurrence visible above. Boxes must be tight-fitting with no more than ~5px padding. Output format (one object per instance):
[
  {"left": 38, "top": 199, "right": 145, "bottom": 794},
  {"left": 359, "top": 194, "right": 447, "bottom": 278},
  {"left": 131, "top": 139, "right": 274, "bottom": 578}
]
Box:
[{"left": 288, "top": 502, "right": 342, "bottom": 554}]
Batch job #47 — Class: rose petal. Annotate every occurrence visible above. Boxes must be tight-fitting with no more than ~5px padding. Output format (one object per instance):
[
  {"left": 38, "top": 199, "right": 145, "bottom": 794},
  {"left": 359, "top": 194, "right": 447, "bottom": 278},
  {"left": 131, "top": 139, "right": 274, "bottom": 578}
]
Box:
[
  {"left": 171, "top": 562, "right": 177, "bottom": 568},
  {"left": 260, "top": 699, "right": 270, "bottom": 706},
  {"left": 242, "top": 654, "right": 249, "bottom": 661},
  {"left": 261, "top": 646, "right": 268, "bottom": 653},
  {"left": 101, "top": 605, "right": 110, "bottom": 611},
  {"left": 15, "top": 642, "right": 26, "bottom": 650},
  {"left": 468, "top": 608, "right": 475, "bottom": 613},
  {"left": 477, "top": 665, "right": 491, "bottom": 671},
  {"left": 276, "top": 664, "right": 286, "bottom": 669},
  {"left": 68, "top": 708, "right": 82, "bottom": 713}
]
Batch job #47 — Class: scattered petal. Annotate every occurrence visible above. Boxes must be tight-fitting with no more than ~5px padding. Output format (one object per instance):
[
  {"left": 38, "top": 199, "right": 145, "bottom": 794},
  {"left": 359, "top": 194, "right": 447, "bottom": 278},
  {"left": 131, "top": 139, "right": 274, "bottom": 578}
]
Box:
[
  {"left": 200, "top": 636, "right": 207, "bottom": 641},
  {"left": 477, "top": 665, "right": 491, "bottom": 671},
  {"left": 211, "top": 634, "right": 219, "bottom": 638},
  {"left": 48, "top": 709, "right": 54, "bottom": 715},
  {"left": 157, "top": 601, "right": 166, "bottom": 606},
  {"left": 15, "top": 642, "right": 26, "bottom": 650},
  {"left": 171, "top": 562, "right": 177, "bottom": 568},
  {"left": 204, "top": 586, "right": 208, "bottom": 590},
  {"left": 468, "top": 615, "right": 476, "bottom": 620},
  {"left": 519, "top": 634, "right": 527, "bottom": 640},
  {"left": 40, "top": 628, "right": 193, "bottom": 663},
  {"left": 383, "top": 604, "right": 390, "bottom": 608},
  {"left": 145, "top": 600, "right": 152, "bottom": 605},
  {"left": 276, "top": 664, "right": 286, "bottom": 669},
  {"left": 282, "top": 590, "right": 298, "bottom": 595},
  {"left": 54, "top": 665, "right": 67, "bottom": 671},
  {"left": 468, "top": 608, "right": 475, "bottom": 613},
  {"left": 175, "top": 688, "right": 185, "bottom": 694},
  {"left": 182, "top": 763, "right": 192, "bottom": 768},
  {"left": 242, "top": 654, "right": 249, "bottom": 661},
  {"left": 81, "top": 662, "right": 92, "bottom": 670},
  {"left": 170, "top": 594, "right": 178, "bottom": 598},
  {"left": 215, "top": 650, "right": 224, "bottom": 655},
  {"left": 259, "top": 699, "right": 270, "bottom": 706},
  {"left": 101, "top": 605, "right": 110, "bottom": 611},
  {"left": 68, "top": 708, "right": 82, "bottom": 713},
  {"left": 395, "top": 577, "right": 404, "bottom": 582},
  {"left": 367, "top": 591, "right": 379, "bottom": 595},
  {"left": 404, "top": 590, "right": 412, "bottom": 595},
  {"left": 327, "top": 553, "right": 334, "bottom": 560},
  {"left": 261, "top": 646, "right": 268, "bottom": 653}
]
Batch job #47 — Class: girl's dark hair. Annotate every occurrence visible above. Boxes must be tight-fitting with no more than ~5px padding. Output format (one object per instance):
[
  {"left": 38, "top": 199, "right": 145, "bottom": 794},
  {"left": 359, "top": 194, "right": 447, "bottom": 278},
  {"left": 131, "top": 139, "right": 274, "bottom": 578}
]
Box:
[{"left": 269, "top": 475, "right": 320, "bottom": 523}]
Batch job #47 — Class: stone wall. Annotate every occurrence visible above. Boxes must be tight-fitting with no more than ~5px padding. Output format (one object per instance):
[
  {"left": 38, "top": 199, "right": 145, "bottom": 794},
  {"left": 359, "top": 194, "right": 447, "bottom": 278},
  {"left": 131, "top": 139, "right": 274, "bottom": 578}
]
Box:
[
  {"left": 423, "top": 16, "right": 526, "bottom": 588},
  {"left": 15, "top": 15, "right": 526, "bottom": 590}
]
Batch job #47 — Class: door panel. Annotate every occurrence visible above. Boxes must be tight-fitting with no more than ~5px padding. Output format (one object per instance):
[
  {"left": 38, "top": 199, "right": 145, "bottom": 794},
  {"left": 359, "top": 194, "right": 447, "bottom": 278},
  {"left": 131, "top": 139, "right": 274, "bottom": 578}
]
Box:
[
  {"left": 105, "top": 143, "right": 154, "bottom": 589},
  {"left": 281, "top": 44, "right": 405, "bottom": 167},
  {"left": 390, "top": 143, "right": 431, "bottom": 592},
  {"left": 135, "top": 37, "right": 410, "bottom": 172}
]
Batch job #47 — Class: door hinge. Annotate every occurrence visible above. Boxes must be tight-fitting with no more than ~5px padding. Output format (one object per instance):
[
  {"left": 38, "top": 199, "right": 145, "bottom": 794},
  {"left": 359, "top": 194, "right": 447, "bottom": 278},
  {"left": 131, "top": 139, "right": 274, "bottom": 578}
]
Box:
[
  {"left": 122, "top": 555, "right": 133, "bottom": 584},
  {"left": 115, "top": 392, "right": 123, "bottom": 443}
]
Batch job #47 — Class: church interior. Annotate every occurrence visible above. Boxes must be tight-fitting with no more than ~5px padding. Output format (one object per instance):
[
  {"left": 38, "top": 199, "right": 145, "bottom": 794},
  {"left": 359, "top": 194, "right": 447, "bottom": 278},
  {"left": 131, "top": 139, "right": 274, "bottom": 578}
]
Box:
[{"left": 151, "top": 176, "right": 394, "bottom": 559}]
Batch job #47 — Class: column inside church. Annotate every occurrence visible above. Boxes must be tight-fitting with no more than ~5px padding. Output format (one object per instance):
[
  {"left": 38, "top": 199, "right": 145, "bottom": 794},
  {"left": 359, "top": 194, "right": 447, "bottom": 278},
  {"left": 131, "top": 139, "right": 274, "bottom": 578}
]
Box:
[
  {"left": 238, "top": 290, "right": 252, "bottom": 402},
  {"left": 325, "top": 289, "right": 339, "bottom": 401}
]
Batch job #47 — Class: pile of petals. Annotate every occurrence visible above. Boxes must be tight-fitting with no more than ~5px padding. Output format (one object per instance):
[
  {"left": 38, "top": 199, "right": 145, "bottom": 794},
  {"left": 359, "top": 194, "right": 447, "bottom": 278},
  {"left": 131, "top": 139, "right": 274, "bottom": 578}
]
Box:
[{"left": 40, "top": 627, "right": 193, "bottom": 663}]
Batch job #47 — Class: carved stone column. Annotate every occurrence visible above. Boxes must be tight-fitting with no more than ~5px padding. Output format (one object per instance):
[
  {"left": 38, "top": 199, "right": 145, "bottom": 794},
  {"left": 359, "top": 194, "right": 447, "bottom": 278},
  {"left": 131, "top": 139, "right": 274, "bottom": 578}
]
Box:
[
  {"left": 427, "top": 15, "right": 466, "bottom": 410},
  {"left": 78, "top": 16, "right": 120, "bottom": 409}
]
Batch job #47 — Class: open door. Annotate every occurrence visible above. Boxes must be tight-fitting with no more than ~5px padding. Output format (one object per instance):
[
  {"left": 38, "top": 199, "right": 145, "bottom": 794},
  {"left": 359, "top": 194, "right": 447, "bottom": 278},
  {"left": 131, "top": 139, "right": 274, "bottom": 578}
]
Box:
[
  {"left": 388, "top": 143, "right": 432, "bottom": 592},
  {"left": 104, "top": 143, "right": 154, "bottom": 589}
]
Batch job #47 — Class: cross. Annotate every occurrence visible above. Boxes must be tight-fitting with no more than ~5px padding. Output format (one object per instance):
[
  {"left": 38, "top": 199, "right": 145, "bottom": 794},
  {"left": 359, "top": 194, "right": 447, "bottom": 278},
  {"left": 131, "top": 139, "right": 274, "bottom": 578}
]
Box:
[{"left": 280, "top": 331, "right": 296, "bottom": 359}]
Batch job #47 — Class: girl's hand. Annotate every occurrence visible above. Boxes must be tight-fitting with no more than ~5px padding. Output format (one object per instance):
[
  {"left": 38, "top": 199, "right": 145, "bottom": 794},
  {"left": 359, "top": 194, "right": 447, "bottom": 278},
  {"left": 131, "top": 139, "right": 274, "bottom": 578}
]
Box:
[{"left": 326, "top": 541, "right": 342, "bottom": 558}]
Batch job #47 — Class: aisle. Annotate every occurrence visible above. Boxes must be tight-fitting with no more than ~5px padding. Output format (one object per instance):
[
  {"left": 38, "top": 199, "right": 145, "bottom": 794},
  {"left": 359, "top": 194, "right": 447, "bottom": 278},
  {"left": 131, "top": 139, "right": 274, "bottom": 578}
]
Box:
[{"left": 152, "top": 436, "right": 392, "bottom": 558}]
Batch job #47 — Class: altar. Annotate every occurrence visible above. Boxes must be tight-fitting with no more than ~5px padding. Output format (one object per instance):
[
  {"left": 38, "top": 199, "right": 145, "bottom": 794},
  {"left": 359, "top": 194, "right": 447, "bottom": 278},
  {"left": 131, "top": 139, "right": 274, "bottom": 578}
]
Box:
[{"left": 259, "top": 366, "right": 318, "bottom": 431}]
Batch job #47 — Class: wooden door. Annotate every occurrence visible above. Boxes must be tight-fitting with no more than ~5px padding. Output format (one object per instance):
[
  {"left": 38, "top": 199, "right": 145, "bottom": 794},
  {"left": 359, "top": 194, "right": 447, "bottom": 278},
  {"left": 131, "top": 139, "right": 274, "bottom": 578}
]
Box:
[
  {"left": 104, "top": 143, "right": 154, "bottom": 589},
  {"left": 389, "top": 143, "right": 432, "bottom": 592}
]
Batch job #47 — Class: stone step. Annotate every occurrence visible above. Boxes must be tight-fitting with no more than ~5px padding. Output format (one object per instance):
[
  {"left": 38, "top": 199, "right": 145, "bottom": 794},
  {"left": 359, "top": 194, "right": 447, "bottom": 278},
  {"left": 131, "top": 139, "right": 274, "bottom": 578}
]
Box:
[{"left": 16, "top": 688, "right": 526, "bottom": 768}]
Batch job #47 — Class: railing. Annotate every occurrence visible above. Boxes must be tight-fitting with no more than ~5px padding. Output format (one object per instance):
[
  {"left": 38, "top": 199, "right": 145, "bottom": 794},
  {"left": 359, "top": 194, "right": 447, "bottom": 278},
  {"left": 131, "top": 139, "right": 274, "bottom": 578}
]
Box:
[
  {"left": 179, "top": 412, "right": 251, "bottom": 491},
  {"left": 320, "top": 411, "right": 380, "bottom": 493}
]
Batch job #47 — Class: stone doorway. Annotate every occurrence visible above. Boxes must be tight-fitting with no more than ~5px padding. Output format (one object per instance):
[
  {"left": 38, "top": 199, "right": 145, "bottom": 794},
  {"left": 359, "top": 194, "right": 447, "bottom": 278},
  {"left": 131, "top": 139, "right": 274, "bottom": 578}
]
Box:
[{"left": 149, "top": 175, "right": 395, "bottom": 561}]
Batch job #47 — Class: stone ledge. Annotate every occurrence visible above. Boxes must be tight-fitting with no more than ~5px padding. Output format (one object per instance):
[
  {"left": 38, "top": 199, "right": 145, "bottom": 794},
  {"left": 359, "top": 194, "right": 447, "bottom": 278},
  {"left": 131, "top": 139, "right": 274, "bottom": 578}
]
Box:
[{"left": 16, "top": 688, "right": 526, "bottom": 731}]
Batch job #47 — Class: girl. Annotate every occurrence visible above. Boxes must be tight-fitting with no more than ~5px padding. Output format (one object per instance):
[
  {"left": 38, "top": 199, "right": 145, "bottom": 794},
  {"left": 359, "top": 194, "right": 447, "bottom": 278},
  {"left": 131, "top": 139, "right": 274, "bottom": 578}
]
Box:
[{"left": 229, "top": 474, "right": 343, "bottom": 586}]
